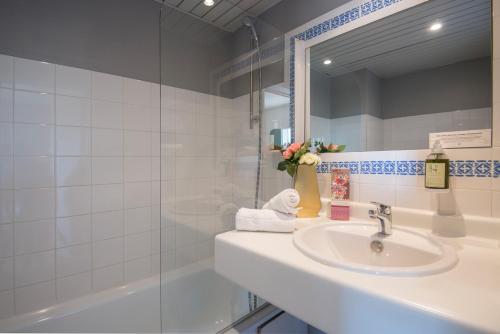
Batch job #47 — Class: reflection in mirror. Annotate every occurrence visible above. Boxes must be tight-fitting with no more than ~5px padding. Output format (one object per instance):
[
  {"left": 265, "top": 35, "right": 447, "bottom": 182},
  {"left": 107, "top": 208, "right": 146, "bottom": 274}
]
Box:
[
  {"left": 264, "top": 85, "right": 291, "bottom": 150},
  {"left": 309, "top": 0, "right": 492, "bottom": 152}
]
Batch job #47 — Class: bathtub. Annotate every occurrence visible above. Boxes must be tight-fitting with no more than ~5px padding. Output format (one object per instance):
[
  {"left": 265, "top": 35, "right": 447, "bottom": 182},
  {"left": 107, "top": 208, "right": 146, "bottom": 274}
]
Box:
[{"left": 0, "top": 259, "right": 249, "bottom": 333}]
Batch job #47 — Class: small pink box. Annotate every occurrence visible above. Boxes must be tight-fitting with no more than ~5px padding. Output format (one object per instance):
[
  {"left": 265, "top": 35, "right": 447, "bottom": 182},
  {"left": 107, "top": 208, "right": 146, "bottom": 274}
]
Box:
[{"left": 331, "top": 200, "right": 350, "bottom": 221}]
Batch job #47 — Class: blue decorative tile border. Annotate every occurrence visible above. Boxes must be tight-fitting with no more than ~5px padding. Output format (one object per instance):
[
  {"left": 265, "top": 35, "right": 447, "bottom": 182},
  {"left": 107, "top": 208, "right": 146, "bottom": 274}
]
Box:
[
  {"left": 288, "top": 0, "right": 405, "bottom": 142},
  {"left": 317, "top": 160, "right": 500, "bottom": 178}
]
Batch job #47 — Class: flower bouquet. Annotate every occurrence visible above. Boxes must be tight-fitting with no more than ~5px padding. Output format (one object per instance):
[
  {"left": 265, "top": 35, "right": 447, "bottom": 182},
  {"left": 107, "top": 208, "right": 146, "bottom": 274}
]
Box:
[
  {"left": 277, "top": 142, "right": 321, "bottom": 177},
  {"left": 315, "top": 141, "right": 346, "bottom": 154}
]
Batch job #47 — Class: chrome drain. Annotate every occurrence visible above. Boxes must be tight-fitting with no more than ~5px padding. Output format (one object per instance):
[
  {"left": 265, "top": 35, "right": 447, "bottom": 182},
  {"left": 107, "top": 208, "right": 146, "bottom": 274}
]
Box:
[{"left": 370, "top": 240, "right": 384, "bottom": 253}]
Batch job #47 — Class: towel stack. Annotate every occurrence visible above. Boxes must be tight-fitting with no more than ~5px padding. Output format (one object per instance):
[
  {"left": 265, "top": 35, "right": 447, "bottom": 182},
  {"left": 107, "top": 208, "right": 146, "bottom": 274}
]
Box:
[{"left": 235, "top": 189, "right": 300, "bottom": 233}]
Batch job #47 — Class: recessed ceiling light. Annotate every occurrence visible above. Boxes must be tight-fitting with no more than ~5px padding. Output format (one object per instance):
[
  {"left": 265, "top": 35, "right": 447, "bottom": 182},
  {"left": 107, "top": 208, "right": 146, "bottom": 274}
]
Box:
[
  {"left": 203, "top": 0, "right": 215, "bottom": 6},
  {"left": 429, "top": 22, "right": 442, "bottom": 31},
  {"left": 323, "top": 59, "right": 332, "bottom": 65}
]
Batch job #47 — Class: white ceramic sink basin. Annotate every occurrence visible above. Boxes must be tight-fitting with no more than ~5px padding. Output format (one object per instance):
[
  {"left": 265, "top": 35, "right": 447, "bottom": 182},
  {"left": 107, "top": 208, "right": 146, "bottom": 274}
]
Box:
[{"left": 294, "top": 222, "right": 458, "bottom": 276}]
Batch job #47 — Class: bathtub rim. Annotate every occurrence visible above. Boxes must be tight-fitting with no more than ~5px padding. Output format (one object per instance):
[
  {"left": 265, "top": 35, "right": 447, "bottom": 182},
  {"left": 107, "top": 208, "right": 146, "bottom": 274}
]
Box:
[{"left": 0, "top": 259, "right": 216, "bottom": 332}]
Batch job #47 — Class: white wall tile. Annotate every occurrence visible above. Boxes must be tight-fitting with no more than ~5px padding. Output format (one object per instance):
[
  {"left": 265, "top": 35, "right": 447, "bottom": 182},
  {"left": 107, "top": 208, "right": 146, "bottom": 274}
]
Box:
[
  {"left": 124, "top": 131, "right": 151, "bottom": 156},
  {"left": 14, "top": 156, "right": 54, "bottom": 189},
  {"left": 91, "top": 72, "right": 123, "bottom": 102},
  {"left": 151, "top": 157, "right": 160, "bottom": 181},
  {"left": 453, "top": 189, "right": 492, "bottom": 217},
  {"left": 161, "top": 108, "right": 176, "bottom": 133},
  {"left": 160, "top": 85, "right": 175, "bottom": 110},
  {"left": 359, "top": 183, "right": 396, "bottom": 206},
  {"left": 124, "top": 231, "right": 151, "bottom": 261},
  {"left": 14, "top": 124, "right": 54, "bottom": 156},
  {"left": 124, "top": 182, "right": 151, "bottom": 209},
  {"left": 151, "top": 84, "right": 160, "bottom": 109},
  {"left": 55, "top": 65, "right": 91, "bottom": 98},
  {"left": 124, "top": 157, "right": 151, "bottom": 182},
  {"left": 0, "top": 57, "right": 230, "bottom": 314},
  {"left": 92, "top": 129, "right": 123, "bottom": 157},
  {"left": 0, "top": 55, "right": 13, "bottom": 89},
  {"left": 15, "top": 188, "right": 55, "bottom": 222},
  {"left": 91, "top": 157, "right": 123, "bottom": 184},
  {"left": 124, "top": 256, "right": 150, "bottom": 282},
  {"left": 175, "top": 134, "right": 194, "bottom": 157},
  {"left": 56, "top": 126, "right": 91, "bottom": 156},
  {"left": 14, "top": 58, "right": 55, "bottom": 93},
  {"left": 123, "top": 104, "right": 151, "bottom": 131},
  {"left": 91, "top": 184, "right": 123, "bottom": 213},
  {"left": 92, "top": 100, "right": 122, "bottom": 129},
  {"left": 14, "top": 220, "right": 55, "bottom": 255},
  {"left": 56, "top": 244, "right": 91, "bottom": 277},
  {"left": 151, "top": 133, "right": 160, "bottom": 157},
  {"left": 0, "top": 157, "right": 13, "bottom": 190},
  {"left": 123, "top": 78, "right": 151, "bottom": 107},
  {"left": 56, "top": 186, "right": 91, "bottom": 217},
  {"left": 56, "top": 215, "right": 91, "bottom": 248},
  {"left": 0, "top": 88, "right": 13, "bottom": 122},
  {"left": 0, "top": 257, "right": 13, "bottom": 291},
  {"left": 0, "top": 190, "right": 13, "bottom": 224},
  {"left": 14, "top": 91, "right": 54, "bottom": 124},
  {"left": 0, "top": 224, "right": 13, "bottom": 258},
  {"left": 55, "top": 95, "right": 91, "bottom": 127},
  {"left": 92, "top": 237, "right": 123, "bottom": 269},
  {"left": 151, "top": 107, "right": 160, "bottom": 132},
  {"left": 56, "top": 157, "right": 91, "bottom": 186},
  {"left": 15, "top": 281, "right": 56, "bottom": 314},
  {"left": 56, "top": 271, "right": 91, "bottom": 301},
  {"left": 493, "top": 192, "right": 500, "bottom": 218},
  {"left": 0, "top": 123, "right": 13, "bottom": 156},
  {"left": 493, "top": 103, "right": 500, "bottom": 147},
  {"left": 175, "top": 111, "right": 196, "bottom": 135},
  {"left": 124, "top": 207, "right": 151, "bottom": 235},
  {"left": 151, "top": 182, "right": 160, "bottom": 206},
  {"left": 196, "top": 113, "right": 215, "bottom": 137},
  {"left": 0, "top": 290, "right": 14, "bottom": 319},
  {"left": 15, "top": 250, "right": 55, "bottom": 287},
  {"left": 92, "top": 211, "right": 123, "bottom": 241},
  {"left": 92, "top": 263, "right": 122, "bottom": 292}
]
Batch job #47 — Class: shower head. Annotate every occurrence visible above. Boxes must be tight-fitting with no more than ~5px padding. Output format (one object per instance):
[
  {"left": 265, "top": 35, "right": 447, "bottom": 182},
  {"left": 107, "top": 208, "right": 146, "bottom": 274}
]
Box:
[{"left": 242, "top": 16, "right": 259, "bottom": 44}]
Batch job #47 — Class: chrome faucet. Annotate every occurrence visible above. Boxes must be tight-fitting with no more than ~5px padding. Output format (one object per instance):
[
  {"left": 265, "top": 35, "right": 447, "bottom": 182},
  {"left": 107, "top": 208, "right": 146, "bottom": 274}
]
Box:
[{"left": 368, "top": 202, "right": 392, "bottom": 236}]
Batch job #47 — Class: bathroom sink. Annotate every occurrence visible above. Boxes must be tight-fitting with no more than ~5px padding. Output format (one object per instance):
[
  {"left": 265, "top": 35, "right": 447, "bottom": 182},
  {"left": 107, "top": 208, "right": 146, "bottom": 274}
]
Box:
[{"left": 293, "top": 222, "right": 458, "bottom": 276}]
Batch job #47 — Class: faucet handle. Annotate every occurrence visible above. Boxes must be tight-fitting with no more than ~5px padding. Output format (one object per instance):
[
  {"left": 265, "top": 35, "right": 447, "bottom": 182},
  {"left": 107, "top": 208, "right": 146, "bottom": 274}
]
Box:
[{"left": 370, "top": 202, "right": 391, "bottom": 215}]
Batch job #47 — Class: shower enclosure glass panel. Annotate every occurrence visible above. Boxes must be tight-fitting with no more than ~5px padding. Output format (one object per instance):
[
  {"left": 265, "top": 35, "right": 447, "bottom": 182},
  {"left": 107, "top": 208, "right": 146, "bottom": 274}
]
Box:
[{"left": 160, "top": 2, "right": 290, "bottom": 332}]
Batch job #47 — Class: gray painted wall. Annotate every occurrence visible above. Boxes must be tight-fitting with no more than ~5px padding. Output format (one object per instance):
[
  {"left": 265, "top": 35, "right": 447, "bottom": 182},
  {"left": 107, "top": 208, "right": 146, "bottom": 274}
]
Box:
[
  {"left": 319, "top": 69, "right": 381, "bottom": 119},
  {"left": 310, "top": 70, "right": 331, "bottom": 118},
  {"left": 312, "top": 57, "right": 491, "bottom": 119},
  {"left": 0, "top": 0, "right": 353, "bottom": 96},
  {"left": 382, "top": 57, "right": 492, "bottom": 118},
  {"left": 0, "top": 0, "right": 235, "bottom": 95},
  {"left": 0, "top": 0, "right": 162, "bottom": 83},
  {"left": 160, "top": 6, "right": 234, "bottom": 95}
]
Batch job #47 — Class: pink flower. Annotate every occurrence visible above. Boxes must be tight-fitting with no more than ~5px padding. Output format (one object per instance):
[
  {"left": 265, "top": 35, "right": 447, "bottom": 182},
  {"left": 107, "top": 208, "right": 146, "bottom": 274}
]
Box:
[
  {"left": 328, "top": 144, "right": 338, "bottom": 151},
  {"left": 288, "top": 143, "right": 301, "bottom": 153},
  {"left": 283, "top": 149, "right": 293, "bottom": 159}
]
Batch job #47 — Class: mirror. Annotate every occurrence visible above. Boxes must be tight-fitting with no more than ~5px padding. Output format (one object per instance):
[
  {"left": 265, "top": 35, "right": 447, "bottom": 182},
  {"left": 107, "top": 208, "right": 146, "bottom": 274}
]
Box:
[{"left": 308, "top": 0, "right": 492, "bottom": 152}]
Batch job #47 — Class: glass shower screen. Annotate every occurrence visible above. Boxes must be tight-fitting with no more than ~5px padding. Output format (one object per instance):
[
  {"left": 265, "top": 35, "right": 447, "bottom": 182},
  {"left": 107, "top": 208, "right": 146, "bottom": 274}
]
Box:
[{"left": 159, "top": 1, "right": 289, "bottom": 332}]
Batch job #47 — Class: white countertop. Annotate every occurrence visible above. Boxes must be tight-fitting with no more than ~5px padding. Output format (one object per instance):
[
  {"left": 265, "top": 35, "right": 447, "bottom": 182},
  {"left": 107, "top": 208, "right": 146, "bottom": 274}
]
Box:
[{"left": 215, "top": 220, "right": 500, "bottom": 334}]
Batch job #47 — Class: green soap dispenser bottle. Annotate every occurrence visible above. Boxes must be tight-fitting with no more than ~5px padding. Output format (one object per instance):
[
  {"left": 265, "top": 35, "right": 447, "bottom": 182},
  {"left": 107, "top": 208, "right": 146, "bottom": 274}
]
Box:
[{"left": 425, "top": 140, "right": 450, "bottom": 190}]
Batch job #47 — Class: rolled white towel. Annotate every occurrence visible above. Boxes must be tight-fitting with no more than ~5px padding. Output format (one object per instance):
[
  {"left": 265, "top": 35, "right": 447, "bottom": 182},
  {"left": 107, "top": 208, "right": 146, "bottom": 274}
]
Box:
[
  {"left": 262, "top": 189, "right": 300, "bottom": 215},
  {"left": 235, "top": 208, "right": 296, "bottom": 233}
]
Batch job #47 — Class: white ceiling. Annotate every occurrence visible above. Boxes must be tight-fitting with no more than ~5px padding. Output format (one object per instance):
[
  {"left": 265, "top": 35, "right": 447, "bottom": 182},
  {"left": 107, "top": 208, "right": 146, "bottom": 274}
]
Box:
[
  {"left": 161, "top": 0, "right": 283, "bottom": 32},
  {"left": 311, "top": 0, "right": 491, "bottom": 79}
]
